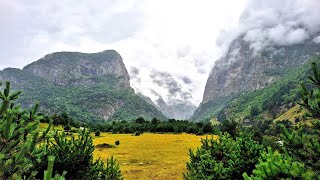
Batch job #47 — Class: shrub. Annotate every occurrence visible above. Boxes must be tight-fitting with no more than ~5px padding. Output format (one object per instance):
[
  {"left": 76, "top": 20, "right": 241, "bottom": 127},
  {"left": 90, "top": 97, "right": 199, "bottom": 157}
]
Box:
[
  {"left": 64, "top": 124, "right": 71, "bottom": 131},
  {"left": 115, "top": 140, "right": 120, "bottom": 145},
  {"left": 281, "top": 125, "right": 320, "bottom": 174},
  {"left": 220, "top": 119, "right": 239, "bottom": 139},
  {"left": 184, "top": 133, "right": 262, "bottom": 179},
  {"left": 105, "top": 157, "right": 123, "bottom": 180},
  {"left": 243, "top": 148, "right": 315, "bottom": 179},
  {"left": 36, "top": 130, "right": 123, "bottom": 180},
  {"left": 95, "top": 130, "right": 101, "bottom": 137},
  {"left": 202, "top": 122, "right": 213, "bottom": 133},
  {"left": 0, "top": 81, "right": 51, "bottom": 179},
  {"left": 186, "top": 126, "right": 198, "bottom": 134}
]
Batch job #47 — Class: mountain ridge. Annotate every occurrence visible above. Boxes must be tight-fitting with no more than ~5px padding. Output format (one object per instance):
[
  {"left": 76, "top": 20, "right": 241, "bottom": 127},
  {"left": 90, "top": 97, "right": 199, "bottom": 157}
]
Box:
[
  {"left": 0, "top": 50, "right": 166, "bottom": 123},
  {"left": 192, "top": 34, "right": 320, "bottom": 121}
]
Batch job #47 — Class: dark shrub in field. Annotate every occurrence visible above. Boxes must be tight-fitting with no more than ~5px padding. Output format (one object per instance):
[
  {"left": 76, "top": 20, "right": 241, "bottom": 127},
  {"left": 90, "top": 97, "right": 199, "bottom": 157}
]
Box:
[{"left": 115, "top": 140, "right": 120, "bottom": 145}]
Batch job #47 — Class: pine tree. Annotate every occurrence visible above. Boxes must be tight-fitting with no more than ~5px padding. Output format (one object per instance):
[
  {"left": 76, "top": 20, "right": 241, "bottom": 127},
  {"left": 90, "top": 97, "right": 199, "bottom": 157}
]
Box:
[
  {"left": 243, "top": 148, "right": 315, "bottom": 179},
  {"left": 299, "top": 61, "right": 320, "bottom": 118},
  {"left": 35, "top": 129, "right": 123, "bottom": 180},
  {"left": 184, "top": 133, "right": 262, "bottom": 179},
  {"left": 281, "top": 125, "right": 320, "bottom": 175},
  {"left": 0, "top": 81, "right": 51, "bottom": 179}
]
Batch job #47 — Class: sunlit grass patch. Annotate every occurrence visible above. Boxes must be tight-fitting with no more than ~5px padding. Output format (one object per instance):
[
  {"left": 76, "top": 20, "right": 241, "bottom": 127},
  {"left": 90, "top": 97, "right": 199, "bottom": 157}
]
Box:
[{"left": 93, "top": 133, "right": 218, "bottom": 180}]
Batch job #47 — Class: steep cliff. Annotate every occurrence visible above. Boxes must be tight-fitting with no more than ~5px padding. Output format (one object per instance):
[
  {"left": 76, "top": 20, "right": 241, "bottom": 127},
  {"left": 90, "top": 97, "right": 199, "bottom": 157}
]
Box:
[
  {"left": 0, "top": 50, "right": 166, "bottom": 123},
  {"left": 23, "top": 50, "right": 131, "bottom": 89},
  {"left": 192, "top": 35, "right": 320, "bottom": 121}
]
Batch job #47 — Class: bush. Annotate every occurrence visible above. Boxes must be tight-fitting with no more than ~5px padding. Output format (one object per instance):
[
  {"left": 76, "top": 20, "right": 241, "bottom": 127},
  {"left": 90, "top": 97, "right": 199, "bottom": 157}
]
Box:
[
  {"left": 186, "top": 126, "right": 198, "bottom": 134},
  {"left": 243, "top": 148, "right": 315, "bottom": 179},
  {"left": 202, "top": 122, "right": 213, "bottom": 133},
  {"left": 95, "top": 130, "right": 101, "bottom": 137},
  {"left": 220, "top": 119, "right": 239, "bottom": 139},
  {"left": 0, "top": 82, "right": 51, "bottom": 179},
  {"left": 35, "top": 130, "right": 123, "bottom": 180},
  {"left": 64, "top": 124, "right": 71, "bottom": 131},
  {"left": 105, "top": 157, "right": 123, "bottom": 180},
  {"left": 281, "top": 125, "right": 320, "bottom": 174},
  {"left": 184, "top": 133, "right": 262, "bottom": 179},
  {"left": 115, "top": 140, "right": 120, "bottom": 145}
]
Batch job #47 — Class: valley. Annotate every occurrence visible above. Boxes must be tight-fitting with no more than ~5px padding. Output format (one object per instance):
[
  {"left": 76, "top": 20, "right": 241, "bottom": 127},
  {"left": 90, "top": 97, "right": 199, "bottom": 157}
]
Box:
[{"left": 1, "top": 1, "right": 320, "bottom": 179}]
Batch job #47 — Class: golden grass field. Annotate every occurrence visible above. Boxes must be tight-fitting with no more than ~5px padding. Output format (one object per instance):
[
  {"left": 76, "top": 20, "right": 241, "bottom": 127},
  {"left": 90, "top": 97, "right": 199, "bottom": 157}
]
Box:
[{"left": 93, "top": 133, "right": 218, "bottom": 180}]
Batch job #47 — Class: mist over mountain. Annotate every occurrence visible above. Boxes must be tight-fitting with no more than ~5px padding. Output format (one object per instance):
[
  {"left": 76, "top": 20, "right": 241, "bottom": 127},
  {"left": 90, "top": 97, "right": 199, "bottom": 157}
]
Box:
[{"left": 192, "top": 0, "right": 320, "bottom": 121}]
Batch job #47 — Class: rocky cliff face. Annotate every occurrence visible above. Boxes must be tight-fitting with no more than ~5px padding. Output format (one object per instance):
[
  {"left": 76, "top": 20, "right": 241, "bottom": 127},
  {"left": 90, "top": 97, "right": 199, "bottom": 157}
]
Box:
[
  {"left": 0, "top": 50, "right": 166, "bottom": 123},
  {"left": 192, "top": 35, "right": 320, "bottom": 121},
  {"left": 23, "top": 50, "right": 131, "bottom": 89}
]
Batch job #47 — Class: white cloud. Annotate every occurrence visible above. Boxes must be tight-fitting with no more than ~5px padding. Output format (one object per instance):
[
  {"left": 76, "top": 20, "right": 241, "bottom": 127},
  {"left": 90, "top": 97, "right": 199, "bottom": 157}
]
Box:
[
  {"left": 313, "top": 35, "right": 320, "bottom": 44},
  {"left": 0, "top": 0, "right": 247, "bottom": 106},
  {"left": 232, "top": 0, "right": 320, "bottom": 53}
]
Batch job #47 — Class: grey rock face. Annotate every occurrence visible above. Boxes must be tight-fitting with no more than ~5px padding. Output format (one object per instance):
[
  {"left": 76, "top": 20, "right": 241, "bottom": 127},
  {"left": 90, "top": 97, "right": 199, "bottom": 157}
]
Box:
[
  {"left": 0, "top": 50, "right": 166, "bottom": 122},
  {"left": 203, "top": 36, "right": 320, "bottom": 103},
  {"left": 23, "top": 50, "right": 131, "bottom": 89},
  {"left": 193, "top": 35, "right": 320, "bottom": 120}
]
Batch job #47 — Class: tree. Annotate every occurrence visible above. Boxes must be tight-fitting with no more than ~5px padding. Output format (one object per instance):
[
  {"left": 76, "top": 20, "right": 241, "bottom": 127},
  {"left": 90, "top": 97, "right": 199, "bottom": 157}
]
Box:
[
  {"left": 202, "top": 122, "right": 213, "bottom": 133},
  {"left": 135, "top": 117, "right": 145, "bottom": 124},
  {"left": 35, "top": 129, "right": 123, "bottom": 180},
  {"left": 0, "top": 81, "right": 51, "bottom": 179},
  {"left": 220, "top": 119, "right": 239, "bottom": 139},
  {"left": 281, "top": 125, "right": 320, "bottom": 174},
  {"left": 243, "top": 148, "right": 315, "bottom": 179},
  {"left": 299, "top": 61, "right": 320, "bottom": 118},
  {"left": 184, "top": 133, "right": 262, "bottom": 179},
  {"left": 95, "top": 130, "right": 101, "bottom": 137}
]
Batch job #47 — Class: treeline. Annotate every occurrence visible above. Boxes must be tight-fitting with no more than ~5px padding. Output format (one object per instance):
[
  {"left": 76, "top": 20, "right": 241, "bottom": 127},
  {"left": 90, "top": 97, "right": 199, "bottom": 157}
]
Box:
[{"left": 92, "top": 117, "right": 218, "bottom": 135}]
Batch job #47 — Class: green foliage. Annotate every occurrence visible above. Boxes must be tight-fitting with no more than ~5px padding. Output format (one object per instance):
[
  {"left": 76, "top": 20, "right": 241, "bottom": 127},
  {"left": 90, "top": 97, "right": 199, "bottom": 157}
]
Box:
[
  {"left": 0, "top": 68, "right": 166, "bottom": 124},
  {"left": 63, "top": 124, "right": 71, "bottom": 131},
  {"left": 43, "top": 156, "right": 66, "bottom": 180},
  {"left": 35, "top": 129, "right": 123, "bottom": 180},
  {"left": 95, "top": 130, "right": 101, "bottom": 137},
  {"left": 281, "top": 125, "right": 320, "bottom": 174},
  {"left": 220, "top": 119, "right": 239, "bottom": 139},
  {"left": 0, "top": 81, "right": 51, "bottom": 179},
  {"left": 299, "top": 61, "right": 320, "bottom": 118},
  {"left": 184, "top": 133, "right": 262, "bottom": 179},
  {"left": 194, "top": 56, "right": 320, "bottom": 121},
  {"left": 105, "top": 157, "right": 123, "bottom": 180},
  {"left": 243, "top": 148, "right": 315, "bottom": 180},
  {"left": 96, "top": 119, "right": 207, "bottom": 134}
]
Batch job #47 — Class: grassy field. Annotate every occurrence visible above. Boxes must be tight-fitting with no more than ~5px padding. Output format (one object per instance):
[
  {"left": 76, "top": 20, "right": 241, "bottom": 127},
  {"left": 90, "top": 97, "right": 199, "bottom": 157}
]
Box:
[{"left": 93, "top": 133, "right": 217, "bottom": 180}]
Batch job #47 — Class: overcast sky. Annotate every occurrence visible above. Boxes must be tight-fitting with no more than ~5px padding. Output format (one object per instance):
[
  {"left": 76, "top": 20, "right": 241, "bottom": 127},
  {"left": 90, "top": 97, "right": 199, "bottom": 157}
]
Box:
[{"left": 1, "top": 0, "right": 319, "bottom": 107}]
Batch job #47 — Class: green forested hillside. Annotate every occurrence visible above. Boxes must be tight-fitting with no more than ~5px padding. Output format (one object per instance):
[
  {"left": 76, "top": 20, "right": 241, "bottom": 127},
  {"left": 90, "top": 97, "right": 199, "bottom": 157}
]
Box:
[
  {"left": 0, "top": 51, "right": 166, "bottom": 124},
  {"left": 194, "top": 56, "right": 320, "bottom": 122}
]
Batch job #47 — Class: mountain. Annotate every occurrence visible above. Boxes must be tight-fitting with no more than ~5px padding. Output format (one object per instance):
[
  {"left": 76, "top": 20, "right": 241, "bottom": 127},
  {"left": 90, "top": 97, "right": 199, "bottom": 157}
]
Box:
[
  {"left": 137, "top": 93, "right": 196, "bottom": 120},
  {"left": 191, "top": 35, "right": 320, "bottom": 121},
  {"left": 0, "top": 50, "right": 166, "bottom": 123}
]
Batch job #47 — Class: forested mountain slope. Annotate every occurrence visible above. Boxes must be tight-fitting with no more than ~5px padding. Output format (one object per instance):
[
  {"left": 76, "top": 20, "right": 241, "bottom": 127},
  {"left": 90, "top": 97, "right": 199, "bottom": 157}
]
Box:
[
  {"left": 0, "top": 50, "right": 166, "bottom": 123},
  {"left": 192, "top": 34, "right": 320, "bottom": 121}
]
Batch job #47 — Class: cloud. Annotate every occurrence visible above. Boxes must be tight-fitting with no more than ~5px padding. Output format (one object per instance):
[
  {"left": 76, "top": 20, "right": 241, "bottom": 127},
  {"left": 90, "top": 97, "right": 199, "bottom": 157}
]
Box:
[
  {"left": 233, "top": 0, "right": 320, "bottom": 53},
  {"left": 314, "top": 35, "right": 320, "bottom": 44},
  {"left": 0, "top": 0, "right": 247, "bottom": 106},
  {"left": 181, "top": 76, "right": 192, "bottom": 85}
]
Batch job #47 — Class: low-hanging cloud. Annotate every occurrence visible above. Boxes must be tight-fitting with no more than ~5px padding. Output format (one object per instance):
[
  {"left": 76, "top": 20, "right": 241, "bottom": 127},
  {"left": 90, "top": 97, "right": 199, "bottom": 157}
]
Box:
[
  {"left": 3, "top": 0, "right": 319, "bottom": 107},
  {"left": 229, "top": 0, "right": 320, "bottom": 53}
]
